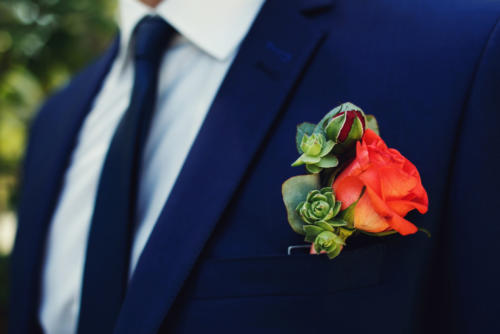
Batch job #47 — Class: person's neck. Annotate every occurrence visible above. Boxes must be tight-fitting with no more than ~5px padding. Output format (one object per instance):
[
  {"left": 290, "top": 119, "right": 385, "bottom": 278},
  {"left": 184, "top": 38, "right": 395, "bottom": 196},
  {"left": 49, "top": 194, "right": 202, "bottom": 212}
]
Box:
[{"left": 140, "top": 0, "right": 162, "bottom": 8}]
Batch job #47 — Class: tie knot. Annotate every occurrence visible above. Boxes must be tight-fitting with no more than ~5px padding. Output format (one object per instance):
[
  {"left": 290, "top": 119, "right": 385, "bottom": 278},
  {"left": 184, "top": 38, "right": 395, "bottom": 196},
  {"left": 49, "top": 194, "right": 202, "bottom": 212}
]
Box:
[{"left": 133, "top": 16, "right": 174, "bottom": 62}]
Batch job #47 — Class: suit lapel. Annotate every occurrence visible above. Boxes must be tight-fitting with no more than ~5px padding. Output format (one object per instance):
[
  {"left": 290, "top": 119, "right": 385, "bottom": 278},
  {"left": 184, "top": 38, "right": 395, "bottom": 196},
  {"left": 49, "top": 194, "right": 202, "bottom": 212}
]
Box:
[
  {"left": 10, "top": 37, "right": 119, "bottom": 333},
  {"left": 114, "top": 1, "right": 332, "bottom": 333}
]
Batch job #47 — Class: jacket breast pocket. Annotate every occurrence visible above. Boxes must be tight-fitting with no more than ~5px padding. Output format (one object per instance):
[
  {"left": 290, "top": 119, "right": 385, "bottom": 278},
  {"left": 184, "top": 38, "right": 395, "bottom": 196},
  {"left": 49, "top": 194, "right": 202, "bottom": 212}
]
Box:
[{"left": 186, "top": 243, "right": 386, "bottom": 300}]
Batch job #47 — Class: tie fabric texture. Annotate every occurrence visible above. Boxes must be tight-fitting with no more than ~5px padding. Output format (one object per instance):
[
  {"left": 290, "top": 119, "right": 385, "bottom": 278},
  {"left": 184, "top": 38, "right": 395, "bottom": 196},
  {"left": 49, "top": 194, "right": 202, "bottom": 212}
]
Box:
[{"left": 77, "top": 16, "right": 175, "bottom": 334}]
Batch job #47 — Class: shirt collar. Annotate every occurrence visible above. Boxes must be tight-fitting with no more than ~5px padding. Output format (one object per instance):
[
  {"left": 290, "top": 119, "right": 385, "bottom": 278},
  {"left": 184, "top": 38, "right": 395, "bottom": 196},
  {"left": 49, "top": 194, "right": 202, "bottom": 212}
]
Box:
[{"left": 118, "top": 0, "right": 265, "bottom": 60}]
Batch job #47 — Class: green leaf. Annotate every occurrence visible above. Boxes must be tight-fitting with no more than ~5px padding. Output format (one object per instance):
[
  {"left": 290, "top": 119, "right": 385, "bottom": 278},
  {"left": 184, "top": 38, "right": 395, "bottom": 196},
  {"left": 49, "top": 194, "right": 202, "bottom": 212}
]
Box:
[
  {"left": 314, "top": 241, "right": 322, "bottom": 254},
  {"left": 338, "top": 227, "right": 355, "bottom": 240},
  {"left": 306, "top": 164, "right": 323, "bottom": 174},
  {"left": 327, "top": 246, "right": 343, "bottom": 259},
  {"left": 291, "top": 156, "right": 305, "bottom": 167},
  {"left": 347, "top": 115, "right": 365, "bottom": 141},
  {"left": 305, "top": 190, "right": 320, "bottom": 202},
  {"left": 418, "top": 227, "right": 432, "bottom": 238},
  {"left": 331, "top": 232, "right": 347, "bottom": 246},
  {"left": 317, "top": 154, "right": 339, "bottom": 168},
  {"left": 365, "top": 114, "right": 380, "bottom": 136},
  {"left": 339, "top": 201, "right": 356, "bottom": 228},
  {"left": 304, "top": 225, "right": 324, "bottom": 242},
  {"left": 300, "top": 154, "right": 321, "bottom": 164},
  {"left": 314, "top": 105, "right": 343, "bottom": 133},
  {"left": 282, "top": 175, "right": 321, "bottom": 235},
  {"left": 361, "top": 230, "right": 398, "bottom": 237},
  {"left": 310, "top": 193, "right": 328, "bottom": 202},
  {"left": 315, "top": 221, "right": 334, "bottom": 232},
  {"left": 296, "top": 122, "right": 316, "bottom": 153},
  {"left": 331, "top": 201, "right": 342, "bottom": 217},
  {"left": 319, "top": 140, "right": 335, "bottom": 157},
  {"left": 329, "top": 218, "right": 348, "bottom": 227},
  {"left": 304, "top": 225, "right": 324, "bottom": 235},
  {"left": 366, "top": 227, "right": 431, "bottom": 238}
]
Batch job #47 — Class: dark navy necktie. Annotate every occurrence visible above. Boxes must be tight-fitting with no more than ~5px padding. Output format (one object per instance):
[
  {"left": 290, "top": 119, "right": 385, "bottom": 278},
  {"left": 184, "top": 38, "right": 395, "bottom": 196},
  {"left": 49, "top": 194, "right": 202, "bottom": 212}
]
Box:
[{"left": 77, "top": 16, "right": 175, "bottom": 334}]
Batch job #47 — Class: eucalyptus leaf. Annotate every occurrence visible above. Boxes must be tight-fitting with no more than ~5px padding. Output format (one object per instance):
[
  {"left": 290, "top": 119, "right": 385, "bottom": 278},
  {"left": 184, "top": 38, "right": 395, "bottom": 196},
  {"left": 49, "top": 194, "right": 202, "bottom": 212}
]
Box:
[
  {"left": 365, "top": 114, "right": 380, "bottom": 136},
  {"left": 314, "top": 104, "right": 344, "bottom": 133},
  {"left": 282, "top": 174, "right": 321, "bottom": 235}
]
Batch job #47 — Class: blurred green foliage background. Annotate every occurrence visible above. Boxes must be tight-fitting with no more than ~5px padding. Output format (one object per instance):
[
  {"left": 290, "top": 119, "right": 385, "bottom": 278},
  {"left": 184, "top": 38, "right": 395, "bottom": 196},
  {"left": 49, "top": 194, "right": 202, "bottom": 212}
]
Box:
[{"left": 0, "top": 0, "right": 117, "bottom": 330}]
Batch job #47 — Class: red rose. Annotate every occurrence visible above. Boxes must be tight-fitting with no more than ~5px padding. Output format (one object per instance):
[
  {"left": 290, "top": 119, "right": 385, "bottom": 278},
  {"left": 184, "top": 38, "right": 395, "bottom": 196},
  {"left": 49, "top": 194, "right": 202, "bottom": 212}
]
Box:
[{"left": 333, "top": 129, "right": 428, "bottom": 235}]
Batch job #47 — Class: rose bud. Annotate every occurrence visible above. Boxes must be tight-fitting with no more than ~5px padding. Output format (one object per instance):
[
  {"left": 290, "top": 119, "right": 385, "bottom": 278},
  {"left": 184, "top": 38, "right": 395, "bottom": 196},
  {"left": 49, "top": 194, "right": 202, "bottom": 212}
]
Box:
[{"left": 324, "top": 109, "right": 366, "bottom": 145}]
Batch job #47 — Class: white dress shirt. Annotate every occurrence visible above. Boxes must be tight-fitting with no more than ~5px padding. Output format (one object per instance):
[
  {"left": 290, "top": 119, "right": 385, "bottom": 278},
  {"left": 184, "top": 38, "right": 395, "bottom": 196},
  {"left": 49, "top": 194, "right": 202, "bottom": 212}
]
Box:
[{"left": 38, "top": 0, "right": 265, "bottom": 333}]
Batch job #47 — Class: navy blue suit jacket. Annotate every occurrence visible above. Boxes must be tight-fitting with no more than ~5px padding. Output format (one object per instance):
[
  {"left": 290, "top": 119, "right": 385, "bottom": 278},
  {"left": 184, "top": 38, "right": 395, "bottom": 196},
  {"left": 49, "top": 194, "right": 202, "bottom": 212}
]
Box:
[{"left": 10, "top": 0, "right": 500, "bottom": 333}]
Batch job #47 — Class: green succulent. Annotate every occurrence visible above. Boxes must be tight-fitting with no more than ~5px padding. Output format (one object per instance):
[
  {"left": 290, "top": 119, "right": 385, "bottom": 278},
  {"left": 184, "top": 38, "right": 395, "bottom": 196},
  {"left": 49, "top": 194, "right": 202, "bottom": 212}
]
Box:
[
  {"left": 291, "top": 133, "right": 338, "bottom": 173},
  {"left": 296, "top": 187, "right": 342, "bottom": 225},
  {"left": 314, "top": 231, "right": 345, "bottom": 259}
]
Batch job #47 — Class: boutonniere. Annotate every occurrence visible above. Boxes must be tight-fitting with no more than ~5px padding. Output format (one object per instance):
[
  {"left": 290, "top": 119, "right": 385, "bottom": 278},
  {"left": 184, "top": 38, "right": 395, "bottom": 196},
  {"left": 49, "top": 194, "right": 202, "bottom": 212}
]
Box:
[{"left": 282, "top": 102, "right": 429, "bottom": 259}]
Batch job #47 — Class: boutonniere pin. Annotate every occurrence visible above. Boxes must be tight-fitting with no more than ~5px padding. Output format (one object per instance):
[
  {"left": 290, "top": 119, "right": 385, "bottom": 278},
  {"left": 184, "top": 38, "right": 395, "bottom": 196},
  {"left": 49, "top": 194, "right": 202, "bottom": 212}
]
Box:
[{"left": 282, "top": 102, "right": 429, "bottom": 259}]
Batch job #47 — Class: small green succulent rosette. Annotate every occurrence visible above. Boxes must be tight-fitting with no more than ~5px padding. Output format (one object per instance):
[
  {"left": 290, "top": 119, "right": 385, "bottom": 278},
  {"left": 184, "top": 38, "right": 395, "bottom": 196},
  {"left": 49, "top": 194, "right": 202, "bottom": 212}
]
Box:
[
  {"left": 291, "top": 131, "right": 337, "bottom": 173},
  {"left": 282, "top": 102, "right": 380, "bottom": 259},
  {"left": 281, "top": 174, "right": 356, "bottom": 259},
  {"left": 313, "top": 231, "right": 345, "bottom": 259},
  {"left": 298, "top": 187, "right": 354, "bottom": 259},
  {"left": 296, "top": 188, "right": 341, "bottom": 226}
]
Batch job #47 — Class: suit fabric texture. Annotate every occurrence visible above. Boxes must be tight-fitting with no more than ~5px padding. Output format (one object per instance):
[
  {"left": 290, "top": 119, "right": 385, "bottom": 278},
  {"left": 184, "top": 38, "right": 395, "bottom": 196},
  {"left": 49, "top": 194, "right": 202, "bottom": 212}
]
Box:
[{"left": 9, "top": 0, "right": 500, "bottom": 333}]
